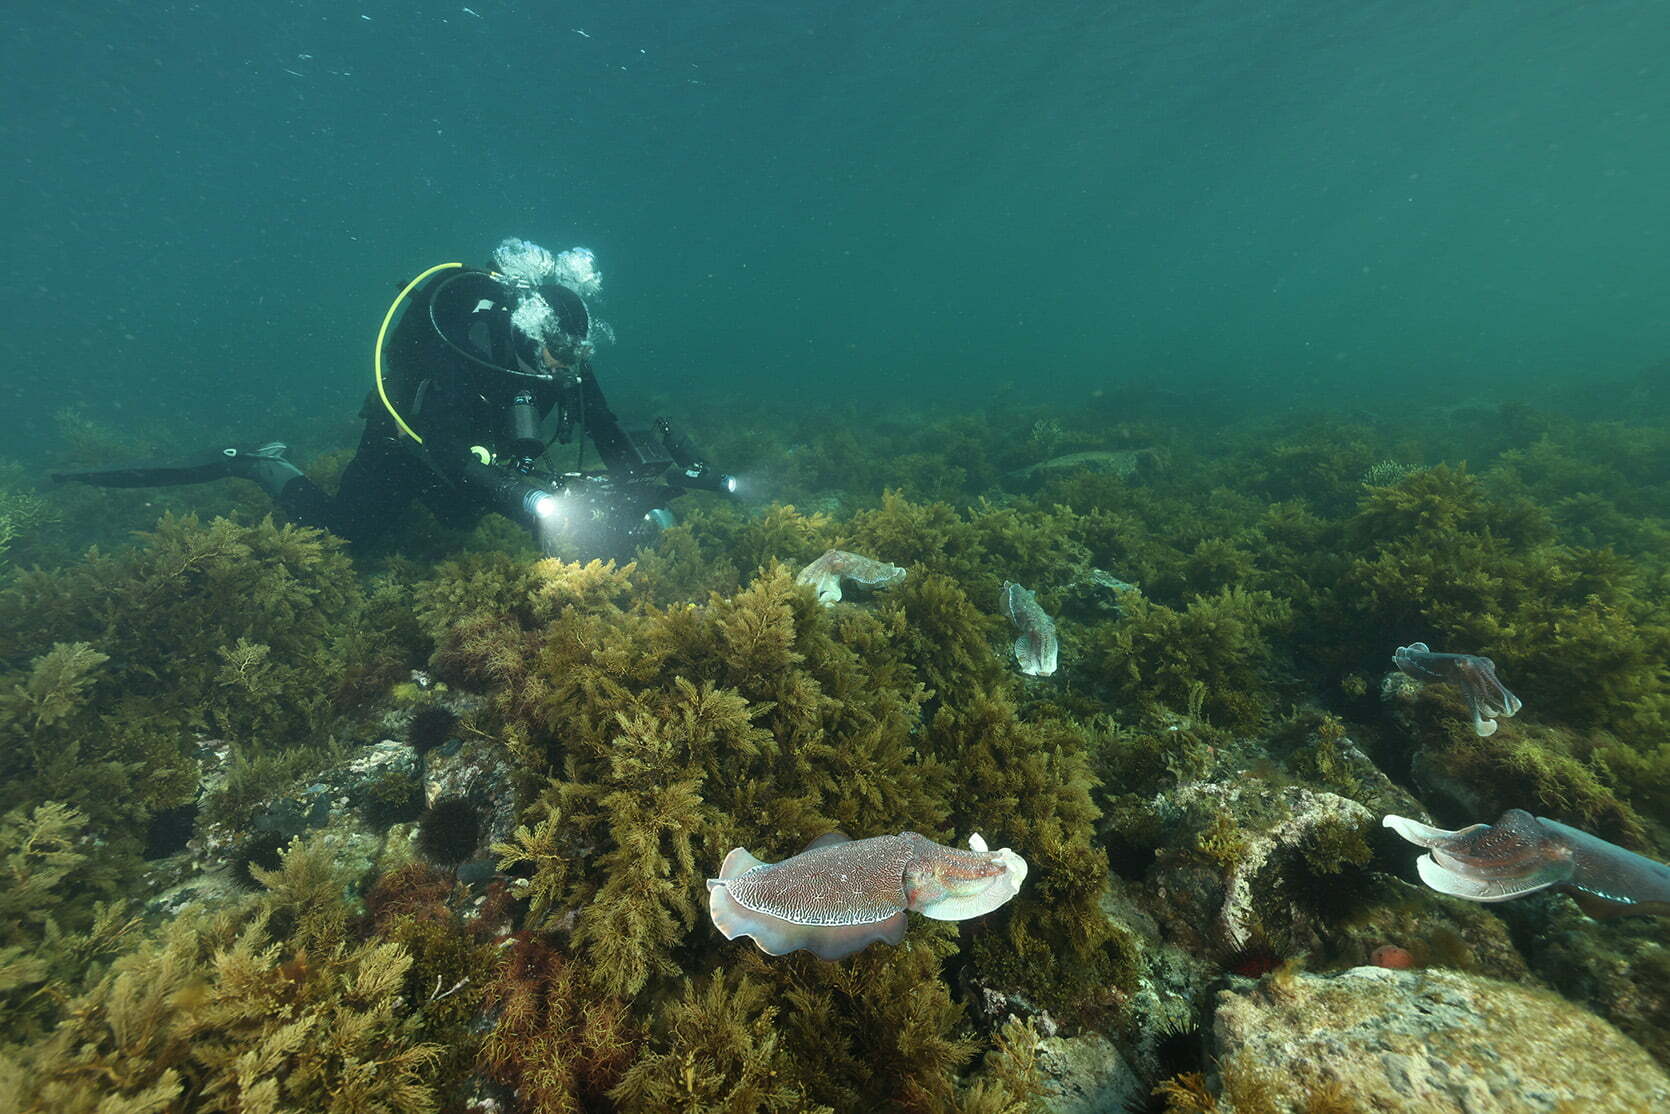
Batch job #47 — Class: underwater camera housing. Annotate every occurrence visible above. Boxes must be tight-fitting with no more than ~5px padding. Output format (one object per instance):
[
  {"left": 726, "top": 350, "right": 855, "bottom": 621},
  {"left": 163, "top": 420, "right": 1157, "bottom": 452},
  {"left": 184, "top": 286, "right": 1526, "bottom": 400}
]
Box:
[
  {"left": 529, "top": 470, "right": 683, "bottom": 557},
  {"left": 594, "top": 419, "right": 736, "bottom": 493},
  {"left": 610, "top": 425, "right": 678, "bottom": 480},
  {"left": 464, "top": 412, "right": 735, "bottom": 557}
]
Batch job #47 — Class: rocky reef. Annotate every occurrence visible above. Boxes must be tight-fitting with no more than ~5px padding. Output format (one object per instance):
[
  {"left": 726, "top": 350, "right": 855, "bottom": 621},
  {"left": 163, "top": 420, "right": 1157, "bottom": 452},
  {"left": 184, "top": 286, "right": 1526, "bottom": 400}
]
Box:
[
  {"left": 1212, "top": 967, "right": 1670, "bottom": 1113},
  {"left": 0, "top": 396, "right": 1667, "bottom": 1112}
]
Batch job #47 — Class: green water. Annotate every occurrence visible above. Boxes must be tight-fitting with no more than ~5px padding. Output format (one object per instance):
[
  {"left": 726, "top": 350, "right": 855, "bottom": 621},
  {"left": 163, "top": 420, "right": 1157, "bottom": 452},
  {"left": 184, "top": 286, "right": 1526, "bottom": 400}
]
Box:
[
  {"left": 2, "top": 1, "right": 1666, "bottom": 442},
  {"left": 5, "top": 6, "right": 1670, "bottom": 1107}
]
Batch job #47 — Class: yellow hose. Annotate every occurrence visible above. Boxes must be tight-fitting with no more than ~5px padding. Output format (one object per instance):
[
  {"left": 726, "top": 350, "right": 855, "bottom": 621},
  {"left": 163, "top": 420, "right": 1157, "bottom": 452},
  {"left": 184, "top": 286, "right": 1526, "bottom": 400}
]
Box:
[{"left": 374, "top": 261, "right": 464, "bottom": 443}]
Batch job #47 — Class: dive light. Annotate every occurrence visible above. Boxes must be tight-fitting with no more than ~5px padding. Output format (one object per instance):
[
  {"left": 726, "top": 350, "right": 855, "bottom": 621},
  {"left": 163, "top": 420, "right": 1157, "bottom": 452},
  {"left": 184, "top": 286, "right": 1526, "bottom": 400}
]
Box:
[{"left": 655, "top": 418, "right": 736, "bottom": 494}]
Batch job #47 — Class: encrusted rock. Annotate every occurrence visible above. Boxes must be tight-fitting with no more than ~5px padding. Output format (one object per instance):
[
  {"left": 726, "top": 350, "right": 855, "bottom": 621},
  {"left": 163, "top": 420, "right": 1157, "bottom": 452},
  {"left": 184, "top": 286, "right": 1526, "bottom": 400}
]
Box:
[
  {"left": 1212, "top": 966, "right": 1670, "bottom": 1113},
  {"left": 422, "top": 732, "right": 519, "bottom": 864},
  {"left": 1035, "top": 1032, "right": 1143, "bottom": 1114},
  {"left": 1505, "top": 893, "right": 1670, "bottom": 1067},
  {"left": 1163, "top": 781, "right": 1375, "bottom": 952},
  {"left": 349, "top": 737, "right": 419, "bottom": 779}
]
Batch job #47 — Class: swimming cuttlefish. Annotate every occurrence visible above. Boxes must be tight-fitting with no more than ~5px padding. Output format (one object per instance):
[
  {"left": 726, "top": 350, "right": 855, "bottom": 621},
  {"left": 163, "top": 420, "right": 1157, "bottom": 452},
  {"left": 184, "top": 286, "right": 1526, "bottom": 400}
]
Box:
[
  {"left": 794, "top": 549, "right": 908, "bottom": 605},
  {"left": 707, "top": 831, "right": 1029, "bottom": 959},
  {"left": 1000, "top": 581, "right": 1059, "bottom": 677},
  {"left": 1384, "top": 810, "right": 1670, "bottom": 918},
  {"left": 1391, "top": 642, "right": 1522, "bottom": 737}
]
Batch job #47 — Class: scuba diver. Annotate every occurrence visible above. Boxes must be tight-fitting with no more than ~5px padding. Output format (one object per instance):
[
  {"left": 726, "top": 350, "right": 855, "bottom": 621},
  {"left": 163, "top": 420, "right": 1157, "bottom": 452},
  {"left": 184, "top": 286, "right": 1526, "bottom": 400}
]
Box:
[{"left": 53, "top": 238, "right": 735, "bottom": 556}]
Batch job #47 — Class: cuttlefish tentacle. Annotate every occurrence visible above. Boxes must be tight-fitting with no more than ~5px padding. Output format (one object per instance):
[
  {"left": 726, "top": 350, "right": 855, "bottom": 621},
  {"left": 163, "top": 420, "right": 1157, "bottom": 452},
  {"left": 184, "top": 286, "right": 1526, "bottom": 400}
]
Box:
[
  {"left": 1392, "top": 641, "right": 1522, "bottom": 736},
  {"left": 1384, "top": 810, "right": 1670, "bottom": 916},
  {"left": 707, "top": 830, "right": 1028, "bottom": 959}
]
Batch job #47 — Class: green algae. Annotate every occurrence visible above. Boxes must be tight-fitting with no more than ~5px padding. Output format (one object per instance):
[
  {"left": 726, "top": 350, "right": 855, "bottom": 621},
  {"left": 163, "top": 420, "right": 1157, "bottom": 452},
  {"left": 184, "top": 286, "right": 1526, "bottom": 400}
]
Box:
[
  {"left": 1, "top": 836, "right": 450, "bottom": 1114},
  {"left": 3, "top": 393, "right": 1670, "bottom": 1110},
  {"left": 0, "top": 514, "right": 396, "bottom": 850},
  {"left": 1090, "top": 585, "right": 1294, "bottom": 731}
]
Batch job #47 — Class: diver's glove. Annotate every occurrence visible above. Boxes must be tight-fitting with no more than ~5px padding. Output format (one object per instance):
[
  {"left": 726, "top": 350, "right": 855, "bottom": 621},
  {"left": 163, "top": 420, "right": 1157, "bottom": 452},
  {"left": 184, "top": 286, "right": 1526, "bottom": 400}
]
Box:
[{"left": 52, "top": 442, "right": 303, "bottom": 498}]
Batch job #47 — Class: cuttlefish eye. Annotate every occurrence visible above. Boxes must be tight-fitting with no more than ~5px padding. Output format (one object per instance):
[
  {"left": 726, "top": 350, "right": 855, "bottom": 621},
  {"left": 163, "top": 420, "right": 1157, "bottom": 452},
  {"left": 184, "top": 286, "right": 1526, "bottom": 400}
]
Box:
[{"left": 1429, "top": 809, "right": 1571, "bottom": 881}]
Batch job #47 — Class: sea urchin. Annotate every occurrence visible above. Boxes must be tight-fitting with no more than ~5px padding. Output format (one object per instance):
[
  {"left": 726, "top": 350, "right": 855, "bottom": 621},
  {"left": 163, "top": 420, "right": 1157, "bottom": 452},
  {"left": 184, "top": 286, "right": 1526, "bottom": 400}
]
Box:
[{"left": 417, "top": 796, "right": 483, "bottom": 866}]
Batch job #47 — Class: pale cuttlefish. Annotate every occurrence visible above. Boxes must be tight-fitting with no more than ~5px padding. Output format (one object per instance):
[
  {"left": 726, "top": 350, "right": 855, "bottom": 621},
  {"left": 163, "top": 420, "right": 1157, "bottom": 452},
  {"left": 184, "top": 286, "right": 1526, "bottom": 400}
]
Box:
[
  {"left": 795, "top": 548, "right": 908, "bottom": 605},
  {"left": 1384, "top": 810, "right": 1670, "bottom": 918},
  {"left": 1392, "top": 641, "right": 1522, "bottom": 736},
  {"left": 1000, "top": 581, "right": 1058, "bottom": 677},
  {"left": 707, "top": 831, "right": 1028, "bottom": 959}
]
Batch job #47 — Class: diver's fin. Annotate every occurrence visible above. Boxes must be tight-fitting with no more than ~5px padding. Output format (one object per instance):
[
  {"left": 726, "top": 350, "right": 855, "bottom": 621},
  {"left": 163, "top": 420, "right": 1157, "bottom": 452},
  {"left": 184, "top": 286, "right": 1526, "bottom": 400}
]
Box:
[
  {"left": 52, "top": 454, "right": 235, "bottom": 488},
  {"left": 50, "top": 443, "right": 292, "bottom": 490}
]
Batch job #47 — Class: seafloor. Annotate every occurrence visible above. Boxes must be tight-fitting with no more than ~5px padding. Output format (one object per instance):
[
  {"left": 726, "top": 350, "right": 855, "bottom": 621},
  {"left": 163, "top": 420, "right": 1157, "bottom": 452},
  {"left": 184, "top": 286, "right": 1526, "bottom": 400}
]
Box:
[{"left": 1, "top": 375, "right": 1667, "bottom": 1113}]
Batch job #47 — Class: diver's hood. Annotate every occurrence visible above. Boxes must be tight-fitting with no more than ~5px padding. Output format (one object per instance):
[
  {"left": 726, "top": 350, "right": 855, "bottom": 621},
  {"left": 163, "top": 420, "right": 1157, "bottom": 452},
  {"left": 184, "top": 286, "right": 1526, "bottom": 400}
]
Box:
[{"left": 428, "top": 270, "right": 589, "bottom": 379}]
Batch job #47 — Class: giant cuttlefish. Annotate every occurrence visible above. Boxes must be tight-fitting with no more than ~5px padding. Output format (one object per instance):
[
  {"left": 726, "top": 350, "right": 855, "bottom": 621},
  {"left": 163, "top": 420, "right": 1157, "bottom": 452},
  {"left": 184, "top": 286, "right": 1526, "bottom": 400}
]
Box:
[
  {"left": 1384, "top": 810, "right": 1670, "bottom": 917},
  {"left": 706, "top": 831, "right": 1028, "bottom": 959},
  {"left": 795, "top": 549, "right": 908, "bottom": 605},
  {"left": 1000, "top": 581, "right": 1058, "bottom": 677},
  {"left": 1392, "top": 641, "right": 1522, "bottom": 736}
]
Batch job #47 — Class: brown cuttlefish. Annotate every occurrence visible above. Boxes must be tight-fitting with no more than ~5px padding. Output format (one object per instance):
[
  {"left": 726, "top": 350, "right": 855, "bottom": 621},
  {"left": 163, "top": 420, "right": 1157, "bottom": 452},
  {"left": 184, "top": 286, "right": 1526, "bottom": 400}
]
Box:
[
  {"left": 1392, "top": 642, "right": 1523, "bottom": 737},
  {"left": 794, "top": 549, "right": 908, "bottom": 605},
  {"left": 1384, "top": 810, "right": 1670, "bottom": 918},
  {"left": 706, "top": 831, "right": 1028, "bottom": 959},
  {"left": 1000, "top": 581, "right": 1058, "bottom": 677}
]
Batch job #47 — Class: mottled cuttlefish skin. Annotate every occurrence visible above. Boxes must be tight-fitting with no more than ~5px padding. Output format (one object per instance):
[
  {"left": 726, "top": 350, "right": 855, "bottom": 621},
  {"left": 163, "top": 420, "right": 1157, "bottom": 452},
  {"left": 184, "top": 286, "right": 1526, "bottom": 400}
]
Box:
[
  {"left": 706, "top": 831, "right": 1028, "bottom": 959},
  {"left": 795, "top": 549, "right": 908, "bottom": 605},
  {"left": 1392, "top": 641, "right": 1522, "bottom": 736},
  {"left": 1000, "top": 581, "right": 1058, "bottom": 677},
  {"left": 1384, "top": 810, "right": 1670, "bottom": 917}
]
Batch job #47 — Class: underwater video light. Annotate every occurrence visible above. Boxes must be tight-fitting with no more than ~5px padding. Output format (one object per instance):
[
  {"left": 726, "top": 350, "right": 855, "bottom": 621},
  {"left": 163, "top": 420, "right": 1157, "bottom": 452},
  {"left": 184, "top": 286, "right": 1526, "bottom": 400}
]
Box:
[
  {"left": 460, "top": 459, "right": 563, "bottom": 525},
  {"left": 667, "top": 465, "right": 738, "bottom": 494},
  {"left": 654, "top": 417, "right": 736, "bottom": 495},
  {"left": 503, "top": 392, "right": 545, "bottom": 472},
  {"left": 529, "top": 490, "right": 561, "bottom": 519}
]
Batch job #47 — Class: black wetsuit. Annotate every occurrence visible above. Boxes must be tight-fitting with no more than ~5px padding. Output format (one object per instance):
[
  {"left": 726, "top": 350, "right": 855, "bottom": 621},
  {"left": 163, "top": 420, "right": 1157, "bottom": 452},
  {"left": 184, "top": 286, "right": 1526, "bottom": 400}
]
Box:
[
  {"left": 278, "top": 268, "right": 635, "bottom": 543},
  {"left": 60, "top": 268, "right": 640, "bottom": 547}
]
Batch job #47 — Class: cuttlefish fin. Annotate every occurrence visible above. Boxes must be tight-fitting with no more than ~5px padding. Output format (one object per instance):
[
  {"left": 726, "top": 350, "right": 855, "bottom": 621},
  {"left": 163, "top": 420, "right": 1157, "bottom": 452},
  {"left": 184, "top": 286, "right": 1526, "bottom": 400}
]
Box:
[
  {"left": 1570, "top": 891, "right": 1632, "bottom": 920},
  {"left": 707, "top": 884, "right": 907, "bottom": 959},
  {"left": 805, "top": 831, "right": 851, "bottom": 851}
]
